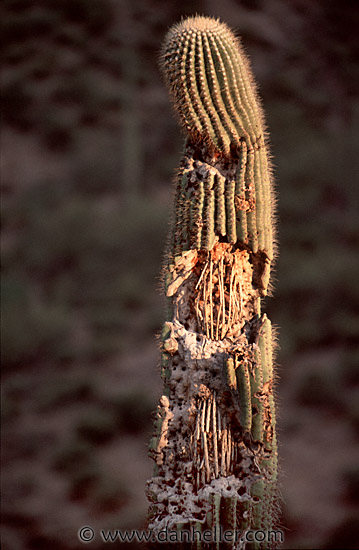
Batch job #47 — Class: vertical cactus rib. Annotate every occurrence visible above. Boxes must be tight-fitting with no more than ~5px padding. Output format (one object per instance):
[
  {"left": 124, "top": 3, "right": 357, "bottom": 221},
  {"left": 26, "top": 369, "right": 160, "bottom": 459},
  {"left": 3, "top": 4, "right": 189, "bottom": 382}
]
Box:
[
  {"left": 225, "top": 177, "right": 237, "bottom": 244},
  {"left": 253, "top": 146, "right": 266, "bottom": 251},
  {"left": 173, "top": 169, "right": 186, "bottom": 256},
  {"left": 245, "top": 147, "right": 258, "bottom": 252},
  {"left": 190, "top": 179, "right": 205, "bottom": 249},
  {"left": 202, "top": 171, "right": 216, "bottom": 250},
  {"left": 177, "top": 33, "right": 204, "bottom": 137},
  {"left": 250, "top": 351, "right": 265, "bottom": 443},
  {"left": 235, "top": 140, "right": 248, "bottom": 244},
  {"left": 148, "top": 15, "right": 279, "bottom": 550},
  {"left": 251, "top": 479, "right": 266, "bottom": 547},
  {"left": 222, "top": 496, "right": 237, "bottom": 541},
  {"left": 259, "top": 315, "right": 274, "bottom": 386},
  {"left": 214, "top": 173, "right": 227, "bottom": 237},
  {"left": 188, "top": 31, "right": 220, "bottom": 149},
  {"left": 235, "top": 358, "right": 252, "bottom": 432},
  {"left": 236, "top": 140, "right": 248, "bottom": 197},
  {"left": 258, "top": 137, "right": 274, "bottom": 261},
  {"left": 182, "top": 172, "right": 192, "bottom": 251}
]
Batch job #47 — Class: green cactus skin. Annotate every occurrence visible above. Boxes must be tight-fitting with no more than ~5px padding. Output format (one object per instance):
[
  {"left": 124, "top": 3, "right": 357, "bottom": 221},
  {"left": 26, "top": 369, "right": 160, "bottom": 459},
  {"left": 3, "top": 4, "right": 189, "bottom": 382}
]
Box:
[
  {"left": 235, "top": 359, "right": 252, "bottom": 432},
  {"left": 161, "top": 15, "right": 275, "bottom": 270},
  {"left": 162, "top": 17, "right": 261, "bottom": 152},
  {"left": 147, "top": 15, "right": 280, "bottom": 550}
]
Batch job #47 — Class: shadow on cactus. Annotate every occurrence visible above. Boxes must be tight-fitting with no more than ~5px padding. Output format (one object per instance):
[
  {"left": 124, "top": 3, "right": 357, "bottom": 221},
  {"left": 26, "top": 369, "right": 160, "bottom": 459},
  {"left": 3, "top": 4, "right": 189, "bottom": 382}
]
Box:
[{"left": 146, "top": 16, "right": 281, "bottom": 550}]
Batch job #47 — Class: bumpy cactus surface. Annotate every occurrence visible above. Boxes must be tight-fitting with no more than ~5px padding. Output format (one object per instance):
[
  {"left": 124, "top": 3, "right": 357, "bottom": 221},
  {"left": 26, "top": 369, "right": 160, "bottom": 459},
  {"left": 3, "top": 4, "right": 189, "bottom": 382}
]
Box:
[{"left": 147, "top": 16, "right": 279, "bottom": 549}]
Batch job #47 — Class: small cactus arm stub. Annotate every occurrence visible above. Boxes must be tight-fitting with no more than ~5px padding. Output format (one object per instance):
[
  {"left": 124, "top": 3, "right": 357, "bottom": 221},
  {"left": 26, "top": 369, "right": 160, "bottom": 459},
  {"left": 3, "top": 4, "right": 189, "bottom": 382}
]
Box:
[{"left": 147, "top": 16, "right": 280, "bottom": 550}]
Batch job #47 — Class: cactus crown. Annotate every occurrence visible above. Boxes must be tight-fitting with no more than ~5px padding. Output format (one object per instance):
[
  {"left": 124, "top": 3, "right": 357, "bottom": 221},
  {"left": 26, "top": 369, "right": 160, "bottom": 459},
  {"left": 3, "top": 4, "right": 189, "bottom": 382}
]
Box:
[{"left": 160, "top": 15, "right": 263, "bottom": 155}]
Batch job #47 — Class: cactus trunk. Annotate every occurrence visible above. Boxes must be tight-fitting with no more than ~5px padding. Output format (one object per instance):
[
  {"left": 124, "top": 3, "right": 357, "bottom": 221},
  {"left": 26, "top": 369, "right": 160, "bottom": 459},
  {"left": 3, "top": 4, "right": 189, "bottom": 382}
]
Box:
[{"left": 147, "top": 16, "right": 279, "bottom": 549}]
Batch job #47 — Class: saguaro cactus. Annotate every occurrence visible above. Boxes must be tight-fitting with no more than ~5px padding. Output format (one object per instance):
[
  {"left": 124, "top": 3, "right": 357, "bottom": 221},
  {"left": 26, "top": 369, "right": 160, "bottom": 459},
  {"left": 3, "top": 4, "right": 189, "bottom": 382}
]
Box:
[{"left": 147, "top": 16, "right": 279, "bottom": 549}]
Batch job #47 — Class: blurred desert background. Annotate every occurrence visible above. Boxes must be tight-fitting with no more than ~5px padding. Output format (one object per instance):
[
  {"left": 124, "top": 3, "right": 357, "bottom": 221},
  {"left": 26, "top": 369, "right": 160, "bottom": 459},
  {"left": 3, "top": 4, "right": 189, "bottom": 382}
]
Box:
[{"left": 1, "top": 0, "right": 359, "bottom": 549}]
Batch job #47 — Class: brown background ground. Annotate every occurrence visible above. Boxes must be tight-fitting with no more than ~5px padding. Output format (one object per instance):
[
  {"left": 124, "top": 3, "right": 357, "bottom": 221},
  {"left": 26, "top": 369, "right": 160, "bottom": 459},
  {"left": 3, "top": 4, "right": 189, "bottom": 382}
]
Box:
[{"left": 1, "top": 0, "right": 359, "bottom": 549}]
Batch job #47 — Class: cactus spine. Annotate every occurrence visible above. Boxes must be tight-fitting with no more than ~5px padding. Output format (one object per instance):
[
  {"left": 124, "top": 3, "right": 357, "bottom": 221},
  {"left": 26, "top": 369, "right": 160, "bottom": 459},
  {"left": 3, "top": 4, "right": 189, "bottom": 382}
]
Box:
[{"left": 147, "top": 16, "right": 279, "bottom": 549}]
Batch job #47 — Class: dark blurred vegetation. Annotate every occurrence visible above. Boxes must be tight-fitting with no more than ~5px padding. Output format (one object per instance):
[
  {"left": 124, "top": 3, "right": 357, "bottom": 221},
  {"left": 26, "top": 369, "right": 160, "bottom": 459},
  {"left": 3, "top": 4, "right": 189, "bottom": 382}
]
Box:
[{"left": 1, "top": 0, "right": 359, "bottom": 549}]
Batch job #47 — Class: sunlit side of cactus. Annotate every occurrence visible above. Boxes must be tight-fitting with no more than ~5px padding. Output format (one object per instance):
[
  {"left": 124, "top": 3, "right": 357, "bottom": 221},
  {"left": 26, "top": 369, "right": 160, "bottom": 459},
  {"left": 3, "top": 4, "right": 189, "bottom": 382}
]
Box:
[{"left": 147, "top": 16, "right": 279, "bottom": 550}]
